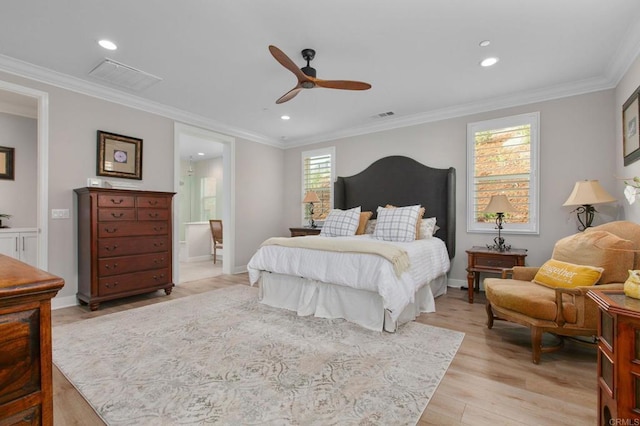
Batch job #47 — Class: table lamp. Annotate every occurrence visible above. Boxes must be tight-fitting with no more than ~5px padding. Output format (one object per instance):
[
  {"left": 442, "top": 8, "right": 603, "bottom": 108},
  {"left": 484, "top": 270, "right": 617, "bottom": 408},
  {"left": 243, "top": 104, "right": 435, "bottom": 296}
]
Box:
[
  {"left": 563, "top": 180, "right": 616, "bottom": 231},
  {"left": 303, "top": 191, "right": 320, "bottom": 228},
  {"left": 484, "top": 194, "right": 516, "bottom": 252}
]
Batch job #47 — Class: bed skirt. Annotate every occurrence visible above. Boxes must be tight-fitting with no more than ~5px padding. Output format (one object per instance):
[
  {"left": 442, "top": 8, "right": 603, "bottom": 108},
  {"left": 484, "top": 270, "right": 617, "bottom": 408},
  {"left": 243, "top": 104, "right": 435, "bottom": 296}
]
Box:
[{"left": 257, "top": 272, "right": 448, "bottom": 332}]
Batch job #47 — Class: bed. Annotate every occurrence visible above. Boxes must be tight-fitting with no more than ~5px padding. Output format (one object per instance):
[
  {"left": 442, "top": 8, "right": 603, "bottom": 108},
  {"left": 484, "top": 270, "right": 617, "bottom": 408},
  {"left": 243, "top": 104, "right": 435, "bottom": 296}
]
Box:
[{"left": 248, "top": 155, "right": 456, "bottom": 332}]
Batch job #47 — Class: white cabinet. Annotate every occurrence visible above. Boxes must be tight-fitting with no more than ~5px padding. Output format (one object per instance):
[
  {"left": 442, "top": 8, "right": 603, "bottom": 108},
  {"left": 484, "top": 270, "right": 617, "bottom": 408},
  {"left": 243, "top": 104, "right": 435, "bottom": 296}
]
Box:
[{"left": 0, "top": 228, "right": 38, "bottom": 267}]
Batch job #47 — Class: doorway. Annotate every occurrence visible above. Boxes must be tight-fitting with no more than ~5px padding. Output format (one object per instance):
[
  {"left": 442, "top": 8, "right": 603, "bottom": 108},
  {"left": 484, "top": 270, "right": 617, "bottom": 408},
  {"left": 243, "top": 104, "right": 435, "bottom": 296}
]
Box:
[
  {"left": 173, "top": 123, "right": 235, "bottom": 284},
  {"left": 0, "top": 80, "right": 49, "bottom": 270}
]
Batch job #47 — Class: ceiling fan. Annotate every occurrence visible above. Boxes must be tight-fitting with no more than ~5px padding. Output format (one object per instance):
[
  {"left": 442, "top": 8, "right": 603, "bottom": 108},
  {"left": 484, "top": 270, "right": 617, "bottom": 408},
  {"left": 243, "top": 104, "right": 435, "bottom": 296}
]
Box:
[{"left": 269, "top": 45, "right": 371, "bottom": 104}]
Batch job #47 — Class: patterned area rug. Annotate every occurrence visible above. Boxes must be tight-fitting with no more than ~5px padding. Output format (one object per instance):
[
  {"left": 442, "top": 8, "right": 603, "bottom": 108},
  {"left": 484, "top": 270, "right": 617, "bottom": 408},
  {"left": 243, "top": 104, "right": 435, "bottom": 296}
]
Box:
[{"left": 53, "top": 286, "right": 464, "bottom": 425}]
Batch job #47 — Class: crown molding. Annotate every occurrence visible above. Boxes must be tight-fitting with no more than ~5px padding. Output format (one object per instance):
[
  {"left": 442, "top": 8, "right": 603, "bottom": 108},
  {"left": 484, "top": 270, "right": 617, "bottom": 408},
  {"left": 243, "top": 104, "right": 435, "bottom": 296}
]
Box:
[
  {"left": 285, "top": 75, "right": 618, "bottom": 148},
  {"left": 0, "top": 54, "right": 285, "bottom": 149}
]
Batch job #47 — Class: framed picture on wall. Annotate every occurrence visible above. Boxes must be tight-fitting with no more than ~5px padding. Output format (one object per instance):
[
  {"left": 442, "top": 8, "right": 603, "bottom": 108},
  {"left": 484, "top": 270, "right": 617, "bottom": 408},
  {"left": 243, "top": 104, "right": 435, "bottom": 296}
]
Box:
[
  {"left": 0, "top": 146, "right": 15, "bottom": 180},
  {"left": 623, "top": 85, "right": 640, "bottom": 166},
  {"left": 97, "top": 130, "right": 143, "bottom": 180}
]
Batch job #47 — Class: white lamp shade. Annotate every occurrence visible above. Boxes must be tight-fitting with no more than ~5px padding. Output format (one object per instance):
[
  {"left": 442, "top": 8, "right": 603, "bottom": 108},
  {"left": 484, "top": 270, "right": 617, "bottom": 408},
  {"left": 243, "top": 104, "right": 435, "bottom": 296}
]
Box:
[
  {"left": 483, "top": 194, "right": 515, "bottom": 213},
  {"left": 303, "top": 191, "right": 320, "bottom": 203},
  {"left": 563, "top": 180, "right": 616, "bottom": 206}
]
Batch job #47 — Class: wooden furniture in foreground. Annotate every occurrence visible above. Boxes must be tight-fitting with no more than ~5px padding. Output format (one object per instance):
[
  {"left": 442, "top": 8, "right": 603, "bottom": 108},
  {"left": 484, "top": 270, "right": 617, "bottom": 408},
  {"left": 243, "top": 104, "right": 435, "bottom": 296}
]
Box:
[
  {"left": 74, "top": 187, "right": 175, "bottom": 311},
  {"left": 0, "top": 255, "right": 64, "bottom": 426},
  {"left": 209, "top": 220, "right": 223, "bottom": 264},
  {"left": 289, "top": 227, "right": 321, "bottom": 237},
  {"left": 465, "top": 246, "right": 527, "bottom": 303},
  {"left": 588, "top": 290, "right": 640, "bottom": 424}
]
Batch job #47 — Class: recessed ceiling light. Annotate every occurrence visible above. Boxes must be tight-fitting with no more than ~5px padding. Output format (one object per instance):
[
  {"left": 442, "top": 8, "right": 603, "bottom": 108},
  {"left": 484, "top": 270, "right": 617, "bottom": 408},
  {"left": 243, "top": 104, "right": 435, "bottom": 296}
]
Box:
[
  {"left": 281, "top": 115, "right": 290, "bottom": 120},
  {"left": 479, "top": 40, "right": 491, "bottom": 47},
  {"left": 480, "top": 57, "right": 499, "bottom": 67},
  {"left": 197, "top": 152, "right": 205, "bottom": 156},
  {"left": 98, "top": 39, "right": 117, "bottom": 50}
]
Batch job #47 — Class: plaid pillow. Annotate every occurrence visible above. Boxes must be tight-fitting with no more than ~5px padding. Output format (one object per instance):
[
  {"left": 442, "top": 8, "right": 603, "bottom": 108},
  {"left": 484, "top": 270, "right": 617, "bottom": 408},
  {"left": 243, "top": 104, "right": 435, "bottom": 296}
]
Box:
[
  {"left": 373, "top": 205, "right": 421, "bottom": 242},
  {"left": 320, "top": 207, "right": 361, "bottom": 237}
]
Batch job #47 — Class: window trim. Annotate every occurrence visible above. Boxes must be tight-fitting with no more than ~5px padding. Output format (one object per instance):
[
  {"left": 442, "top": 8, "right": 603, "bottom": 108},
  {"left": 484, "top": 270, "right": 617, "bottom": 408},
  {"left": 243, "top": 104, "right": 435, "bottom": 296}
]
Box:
[
  {"left": 466, "top": 112, "right": 540, "bottom": 235},
  {"left": 301, "top": 146, "right": 335, "bottom": 226}
]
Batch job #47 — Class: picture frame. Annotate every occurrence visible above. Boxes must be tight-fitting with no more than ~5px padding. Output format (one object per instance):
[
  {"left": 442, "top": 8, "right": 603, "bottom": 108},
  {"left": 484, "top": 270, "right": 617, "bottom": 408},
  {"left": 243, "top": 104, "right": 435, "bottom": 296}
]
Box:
[
  {"left": 0, "top": 146, "right": 15, "bottom": 180},
  {"left": 623, "top": 85, "right": 640, "bottom": 166},
  {"left": 97, "top": 130, "right": 143, "bottom": 180}
]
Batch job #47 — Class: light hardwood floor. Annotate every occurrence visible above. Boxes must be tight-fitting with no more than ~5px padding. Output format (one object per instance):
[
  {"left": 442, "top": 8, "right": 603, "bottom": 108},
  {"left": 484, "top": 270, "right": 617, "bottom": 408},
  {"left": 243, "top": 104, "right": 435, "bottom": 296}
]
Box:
[{"left": 51, "top": 275, "right": 597, "bottom": 425}]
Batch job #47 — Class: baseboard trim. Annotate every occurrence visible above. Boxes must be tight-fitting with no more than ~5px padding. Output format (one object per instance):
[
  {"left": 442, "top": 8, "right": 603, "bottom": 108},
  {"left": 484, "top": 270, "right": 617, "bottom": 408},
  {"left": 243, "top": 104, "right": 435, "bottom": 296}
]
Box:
[{"left": 52, "top": 294, "right": 78, "bottom": 310}]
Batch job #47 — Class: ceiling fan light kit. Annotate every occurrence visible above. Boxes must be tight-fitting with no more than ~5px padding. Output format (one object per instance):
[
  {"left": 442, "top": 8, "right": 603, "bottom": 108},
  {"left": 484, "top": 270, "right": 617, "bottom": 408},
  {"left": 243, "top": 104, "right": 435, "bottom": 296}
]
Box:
[{"left": 269, "top": 45, "right": 371, "bottom": 104}]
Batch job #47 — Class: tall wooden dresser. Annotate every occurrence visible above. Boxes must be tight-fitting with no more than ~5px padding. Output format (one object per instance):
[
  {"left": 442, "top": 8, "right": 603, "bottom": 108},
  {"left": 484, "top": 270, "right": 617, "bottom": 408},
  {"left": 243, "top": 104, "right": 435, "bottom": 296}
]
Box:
[
  {"left": 588, "top": 290, "right": 640, "bottom": 425},
  {"left": 0, "top": 255, "right": 64, "bottom": 425},
  {"left": 74, "top": 187, "right": 175, "bottom": 310}
]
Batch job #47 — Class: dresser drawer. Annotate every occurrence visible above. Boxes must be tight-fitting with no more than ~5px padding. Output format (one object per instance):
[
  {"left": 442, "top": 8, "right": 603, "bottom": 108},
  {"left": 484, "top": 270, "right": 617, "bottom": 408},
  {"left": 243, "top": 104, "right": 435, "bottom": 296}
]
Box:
[
  {"left": 0, "top": 405, "right": 41, "bottom": 425},
  {"left": 98, "top": 236, "right": 169, "bottom": 257},
  {"left": 98, "top": 252, "right": 170, "bottom": 276},
  {"left": 98, "top": 268, "right": 171, "bottom": 296},
  {"left": 137, "top": 208, "right": 170, "bottom": 221},
  {"left": 98, "top": 208, "right": 136, "bottom": 221},
  {"left": 98, "top": 221, "right": 169, "bottom": 238},
  {"left": 137, "top": 196, "right": 171, "bottom": 209},
  {"left": 474, "top": 254, "right": 518, "bottom": 269},
  {"left": 97, "top": 194, "right": 135, "bottom": 208},
  {"left": 0, "top": 308, "right": 40, "bottom": 406}
]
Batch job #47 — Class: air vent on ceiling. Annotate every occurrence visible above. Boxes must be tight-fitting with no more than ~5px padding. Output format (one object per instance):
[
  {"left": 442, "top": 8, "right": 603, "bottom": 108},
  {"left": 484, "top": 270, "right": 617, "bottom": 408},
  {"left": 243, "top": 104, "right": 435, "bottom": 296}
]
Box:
[
  {"left": 89, "top": 58, "right": 162, "bottom": 91},
  {"left": 372, "top": 111, "right": 395, "bottom": 119}
]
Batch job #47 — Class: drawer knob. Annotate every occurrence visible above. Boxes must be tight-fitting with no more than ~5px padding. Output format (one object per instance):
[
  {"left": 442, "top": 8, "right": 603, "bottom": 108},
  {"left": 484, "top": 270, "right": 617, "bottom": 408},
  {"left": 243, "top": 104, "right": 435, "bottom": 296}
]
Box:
[
  {"left": 148, "top": 200, "right": 158, "bottom": 206},
  {"left": 153, "top": 226, "right": 164, "bottom": 232},
  {"left": 153, "top": 242, "right": 164, "bottom": 247},
  {"left": 110, "top": 198, "right": 124, "bottom": 205},
  {"left": 105, "top": 244, "right": 119, "bottom": 252},
  {"left": 111, "top": 212, "right": 124, "bottom": 218},
  {"left": 105, "top": 263, "right": 118, "bottom": 270},
  {"left": 149, "top": 213, "right": 159, "bottom": 218},
  {"left": 104, "top": 227, "right": 118, "bottom": 234},
  {"left": 105, "top": 282, "right": 119, "bottom": 288}
]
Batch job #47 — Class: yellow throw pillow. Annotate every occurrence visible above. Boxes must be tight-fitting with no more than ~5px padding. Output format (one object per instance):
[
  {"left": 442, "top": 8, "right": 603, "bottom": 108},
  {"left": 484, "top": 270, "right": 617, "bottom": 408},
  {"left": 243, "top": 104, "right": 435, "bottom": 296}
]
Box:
[
  {"left": 384, "top": 204, "right": 425, "bottom": 239},
  {"left": 356, "top": 211, "right": 373, "bottom": 235},
  {"left": 533, "top": 259, "right": 604, "bottom": 289}
]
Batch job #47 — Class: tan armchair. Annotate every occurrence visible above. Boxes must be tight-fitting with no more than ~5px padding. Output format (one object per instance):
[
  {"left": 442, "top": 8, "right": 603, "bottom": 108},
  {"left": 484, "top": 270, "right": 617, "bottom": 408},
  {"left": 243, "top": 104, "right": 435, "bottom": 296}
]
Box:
[{"left": 485, "top": 221, "right": 640, "bottom": 364}]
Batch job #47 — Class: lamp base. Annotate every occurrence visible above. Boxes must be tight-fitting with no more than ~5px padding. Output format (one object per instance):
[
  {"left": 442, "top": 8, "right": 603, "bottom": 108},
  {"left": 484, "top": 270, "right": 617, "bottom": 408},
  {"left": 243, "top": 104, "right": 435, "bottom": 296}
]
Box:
[{"left": 487, "top": 236, "right": 511, "bottom": 252}]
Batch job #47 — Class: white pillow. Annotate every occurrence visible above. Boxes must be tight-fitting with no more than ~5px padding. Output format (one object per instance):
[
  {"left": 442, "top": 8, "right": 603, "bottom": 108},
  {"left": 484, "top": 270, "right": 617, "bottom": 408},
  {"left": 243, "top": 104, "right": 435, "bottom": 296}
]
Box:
[
  {"left": 373, "top": 205, "right": 421, "bottom": 242},
  {"left": 320, "top": 207, "right": 361, "bottom": 237},
  {"left": 418, "top": 217, "right": 437, "bottom": 239}
]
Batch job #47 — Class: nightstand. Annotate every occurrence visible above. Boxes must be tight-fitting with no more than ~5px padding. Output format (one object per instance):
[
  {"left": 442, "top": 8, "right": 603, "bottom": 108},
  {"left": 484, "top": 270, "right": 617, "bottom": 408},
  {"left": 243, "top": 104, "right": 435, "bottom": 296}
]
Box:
[
  {"left": 465, "top": 246, "right": 527, "bottom": 303},
  {"left": 289, "top": 227, "right": 321, "bottom": 237}
]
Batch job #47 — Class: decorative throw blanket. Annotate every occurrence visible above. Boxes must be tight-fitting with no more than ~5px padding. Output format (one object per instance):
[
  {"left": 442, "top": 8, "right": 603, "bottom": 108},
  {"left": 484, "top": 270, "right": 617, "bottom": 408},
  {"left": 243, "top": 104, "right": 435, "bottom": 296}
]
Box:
[{"left": 261, "top": 236, "right": 410, "bottom": 277}]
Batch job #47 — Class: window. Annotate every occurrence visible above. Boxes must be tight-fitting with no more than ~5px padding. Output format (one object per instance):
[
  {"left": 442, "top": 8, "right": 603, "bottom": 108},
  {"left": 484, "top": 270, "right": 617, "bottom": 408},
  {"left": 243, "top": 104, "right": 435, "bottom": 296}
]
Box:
[
  {"left": 301, "top": 147, "right": 335, "bottom": 225},
  {"left": 467, "top": 112, "right": 539, "bottom": 234}
]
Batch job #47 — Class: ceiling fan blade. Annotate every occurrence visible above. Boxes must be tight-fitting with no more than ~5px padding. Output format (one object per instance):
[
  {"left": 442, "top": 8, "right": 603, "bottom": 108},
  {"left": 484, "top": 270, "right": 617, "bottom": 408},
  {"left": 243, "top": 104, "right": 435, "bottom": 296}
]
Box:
[
  {"left": 276, "top": 86, "right": 303, "bottom": 104},
  {"left": 269, "top": 45, "right": 311, "bottom": 83},
  {"left": 315, "top": 79, "right": 372, "bottom": 91}
]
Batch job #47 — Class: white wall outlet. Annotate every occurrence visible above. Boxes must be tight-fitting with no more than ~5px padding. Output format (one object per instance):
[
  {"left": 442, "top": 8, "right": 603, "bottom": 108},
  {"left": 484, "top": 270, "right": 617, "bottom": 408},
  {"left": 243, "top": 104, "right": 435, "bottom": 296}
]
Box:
[
  {"left": 51, "top": 209, "right": 70, "bottom": 219},
  {"left": 87, "top": 178, "right": 102, "bottom": 187}
]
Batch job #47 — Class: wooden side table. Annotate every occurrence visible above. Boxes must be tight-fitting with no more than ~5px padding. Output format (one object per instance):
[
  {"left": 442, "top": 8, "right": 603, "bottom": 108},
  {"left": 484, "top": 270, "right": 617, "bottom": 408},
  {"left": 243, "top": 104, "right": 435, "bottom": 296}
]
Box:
[
  {"left": 465, "top": 246, "right": 527, "bottom": 303},
  {"left": 587, "top": 290, "right": 640, "bottom": 425},
  {"left": 289, "top": 227, "right": 321, "bottom": 237}
]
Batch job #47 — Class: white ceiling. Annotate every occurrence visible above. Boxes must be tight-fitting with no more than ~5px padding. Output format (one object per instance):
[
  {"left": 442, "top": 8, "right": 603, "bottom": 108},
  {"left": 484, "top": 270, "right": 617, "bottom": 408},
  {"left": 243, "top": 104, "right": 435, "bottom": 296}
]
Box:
[{"left": 1, "top": 1, "right": 640, "bottom": 150}]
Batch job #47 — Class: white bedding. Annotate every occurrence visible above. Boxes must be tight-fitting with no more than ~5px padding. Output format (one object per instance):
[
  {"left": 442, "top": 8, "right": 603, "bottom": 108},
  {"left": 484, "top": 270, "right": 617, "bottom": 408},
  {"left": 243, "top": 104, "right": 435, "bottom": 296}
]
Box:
[{"left": 247, "top": 235, "right": 450, "bottom": 322}]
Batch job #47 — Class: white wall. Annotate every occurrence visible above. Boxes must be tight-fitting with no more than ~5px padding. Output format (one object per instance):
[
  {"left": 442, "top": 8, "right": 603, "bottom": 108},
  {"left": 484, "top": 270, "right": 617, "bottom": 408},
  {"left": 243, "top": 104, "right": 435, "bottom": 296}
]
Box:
[
  {"left": 234, "top": 138, "right": 285, "bottom": 269},
  {"left": 0, "top": 112, "right": 37, "bottom": 227},
  {"left": 283, "top": 90, "right": 618, "bottom": 285},
  {"left": 616, "top": 54, "right": 640, "bottom": 223},
  {"left": 0, "top": 70, "right": 286, "bottom": 302}
]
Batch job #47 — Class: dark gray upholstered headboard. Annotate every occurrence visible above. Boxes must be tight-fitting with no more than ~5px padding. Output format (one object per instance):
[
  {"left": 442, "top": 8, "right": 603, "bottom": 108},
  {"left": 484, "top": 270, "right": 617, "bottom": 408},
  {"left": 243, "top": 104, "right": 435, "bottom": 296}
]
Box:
[{"left": 334, "top": 156, "right": 456, "bottom": 259}]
